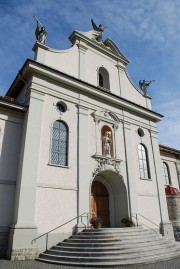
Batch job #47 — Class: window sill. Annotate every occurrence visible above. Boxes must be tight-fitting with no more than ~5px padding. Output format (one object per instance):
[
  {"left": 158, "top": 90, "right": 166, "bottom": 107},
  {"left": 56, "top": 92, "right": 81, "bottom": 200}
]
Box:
[
  {"left": 97, "top": 86, "right": 111, "bottom": 92},
  {"left": 140, "top": 178, "right": 152, "bottom": 181},
  {"left": 48, "top": 163, "right": 70, "bottom": 168}
]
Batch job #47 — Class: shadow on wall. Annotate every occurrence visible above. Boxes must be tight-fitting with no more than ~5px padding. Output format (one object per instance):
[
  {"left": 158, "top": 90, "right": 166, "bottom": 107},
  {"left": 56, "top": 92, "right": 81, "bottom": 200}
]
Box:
[{"left": 0, "top": 113, "right": 24, "bottom": 257}]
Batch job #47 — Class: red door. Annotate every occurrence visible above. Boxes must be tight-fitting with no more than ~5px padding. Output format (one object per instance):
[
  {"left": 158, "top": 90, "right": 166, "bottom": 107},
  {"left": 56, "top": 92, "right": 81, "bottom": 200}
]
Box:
[{"left": 91, "top": 181, "right": 110, "bottom": 227}]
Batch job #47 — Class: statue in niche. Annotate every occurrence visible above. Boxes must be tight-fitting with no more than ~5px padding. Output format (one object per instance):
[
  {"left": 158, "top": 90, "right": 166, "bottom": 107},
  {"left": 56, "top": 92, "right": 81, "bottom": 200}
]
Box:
[
  {"left": 103, "top": 131, "right": 112, "bottom": 158},
  {"left": 33, "top": 15, "right": 47, "bottom": 44},
  {"left": 139, "top": 80, "right": 155, "bottom": 95},
  {"left": 91, "top": 19, "right": 106, "bottom": 42}
]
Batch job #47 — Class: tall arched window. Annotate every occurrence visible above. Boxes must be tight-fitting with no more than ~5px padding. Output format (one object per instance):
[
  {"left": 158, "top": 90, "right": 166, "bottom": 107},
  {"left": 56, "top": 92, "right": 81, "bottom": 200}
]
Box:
[
  {"left": 138, "top": 144, "right": 150, "bottom": 179},
  {"left": 51, "top": 120, "right": 68, "bottom": 166},
  {"left": 98, "top": 67, "right": 110, "bottom": 90},
  {"left": 162, "top": 162, "right": 171, "bottom": 185}
]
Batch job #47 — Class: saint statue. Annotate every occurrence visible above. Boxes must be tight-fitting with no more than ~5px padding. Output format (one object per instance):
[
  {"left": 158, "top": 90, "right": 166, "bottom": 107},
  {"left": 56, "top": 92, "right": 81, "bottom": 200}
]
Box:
[
  {"left": 91, "top": 19, "right": 106, "bottom": 42},
  {"left": 103, "top": 131, "right": 112, "bottom": 157},
  {"left": 139, "top": 80, "right": 155, "bottom": 95},
  {"left": 33, "top": 16, "right": 47, "bottom": 44}
]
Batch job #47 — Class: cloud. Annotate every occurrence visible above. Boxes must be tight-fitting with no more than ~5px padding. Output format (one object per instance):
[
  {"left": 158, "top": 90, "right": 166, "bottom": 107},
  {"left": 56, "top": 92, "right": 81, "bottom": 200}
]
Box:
[
  {"left": 0, "top": 0, "right": 179, "bottom": 150},
  {"left": 154, "top": 100, "right": 180, "bottom": 149}
]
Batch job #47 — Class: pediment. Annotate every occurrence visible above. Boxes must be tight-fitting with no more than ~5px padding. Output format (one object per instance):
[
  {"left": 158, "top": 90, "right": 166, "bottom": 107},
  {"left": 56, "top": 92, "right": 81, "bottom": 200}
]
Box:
[
  {"left": 93, "top": 109, "right": 120, "bottom": 125},
  {"left": 69, "top": 31, "right": 130, "bottom": 65},
  {"left": 104, "top": 38, "right": 130, "bottom": 65}
]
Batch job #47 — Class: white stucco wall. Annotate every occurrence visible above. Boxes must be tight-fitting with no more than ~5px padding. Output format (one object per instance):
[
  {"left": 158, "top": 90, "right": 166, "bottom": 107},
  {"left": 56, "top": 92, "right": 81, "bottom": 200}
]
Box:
[
  {"left": 34, "top": 31, "right": 150, "bottom": 110},
  {"left": 160, "top": 151, "right": 180, "bottom": 188},
  {"left": 0, "top": 107, "right": 24, "bottom": 228}
]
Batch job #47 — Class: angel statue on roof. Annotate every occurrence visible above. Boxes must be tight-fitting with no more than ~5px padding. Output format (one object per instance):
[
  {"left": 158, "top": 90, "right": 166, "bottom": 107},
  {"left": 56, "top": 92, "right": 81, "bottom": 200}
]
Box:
[
  {"left": 91, "top": 19, "right": 106, "bottom": 42},
  {"left": 33, "top": 15, "right": 47, "bottom": 44},
  {"left": 139, "top": 80, "right": 155, "bottom": 95}
]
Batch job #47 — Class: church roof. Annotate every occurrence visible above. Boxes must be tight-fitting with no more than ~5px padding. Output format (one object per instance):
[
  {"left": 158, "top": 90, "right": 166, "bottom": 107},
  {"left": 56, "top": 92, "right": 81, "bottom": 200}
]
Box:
[
  {"left": 159, "top": 144, "right": 180, "bottom": 157},
  {"left": 6, "top": 59, "right": 163, "bottom": 121},
  {"left": 0, "top": 95, "right": 27, "bottom": 112}
]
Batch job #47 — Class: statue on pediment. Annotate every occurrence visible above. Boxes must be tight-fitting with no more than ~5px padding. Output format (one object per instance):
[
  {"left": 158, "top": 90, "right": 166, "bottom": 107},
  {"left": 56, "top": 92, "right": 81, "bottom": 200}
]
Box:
[
  {"left": 91, "top": 19, "right": 106, "bottom": 42},
  {"left": 139, "top": 80, "right": 155, "bottom": 95},
  {"left": 33, "top": 15, "right": 47, "bottom": 44}
]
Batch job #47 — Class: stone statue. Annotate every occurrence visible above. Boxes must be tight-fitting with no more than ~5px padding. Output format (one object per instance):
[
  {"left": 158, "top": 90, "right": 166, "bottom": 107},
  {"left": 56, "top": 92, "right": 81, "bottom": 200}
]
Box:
[
  {"left": 91, "top": 19, "right": 106, "bottom": 42},
  {"left": 103, "top": 131, "right": 112, "bottom": 157},
  {"left": 33, "top": 15, "right": 47, "bottom": 44},
  {"left": 139, "top": 80, "right": 155, "bottom": 95}
]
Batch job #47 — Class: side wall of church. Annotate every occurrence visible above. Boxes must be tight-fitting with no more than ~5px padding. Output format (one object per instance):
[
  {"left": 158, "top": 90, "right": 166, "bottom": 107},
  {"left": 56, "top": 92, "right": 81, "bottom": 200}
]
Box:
[
  {"left": 160, "top": 152, "right": 180, "bottom": 189},
  {"left": 0, "top": 107, "right": 24, "bottom": 256}
]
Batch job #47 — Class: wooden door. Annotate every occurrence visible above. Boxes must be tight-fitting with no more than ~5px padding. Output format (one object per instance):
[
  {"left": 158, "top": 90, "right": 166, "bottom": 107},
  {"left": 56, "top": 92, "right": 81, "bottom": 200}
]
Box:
[{"left": 91, "top": 181, "right": 110, "bottom": 227}]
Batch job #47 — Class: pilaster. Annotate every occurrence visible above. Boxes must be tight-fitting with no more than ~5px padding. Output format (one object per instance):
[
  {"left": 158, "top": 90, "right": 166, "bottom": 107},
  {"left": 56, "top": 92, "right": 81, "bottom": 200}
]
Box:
[
  {"left": 77, "top": 42, "right": 88, "bottom": 80},
  {"left": 8, "top": 90, "right": 45, "bottom": 259},
  {"left": 149, "top": 129, "right": 174, "bottom": 238},
  {"left": 123, "top": 120, "right": 138, "bottom": 216},
  {"left": 94, "top": 119, "right": 101, "bottom": 156},
  {"left": 113, "top": 124, "right": 120, "bottom": 159},
  {"left": 77, "top": 105, "right": 89, "bottom": 220},
  {"left": 116, "top": 63, "right": 124, "bottom": 97}
]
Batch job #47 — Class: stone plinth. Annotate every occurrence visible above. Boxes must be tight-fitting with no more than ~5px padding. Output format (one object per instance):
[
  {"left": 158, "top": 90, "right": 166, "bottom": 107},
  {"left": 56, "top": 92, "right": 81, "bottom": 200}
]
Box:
[{"left": 166, "top": 194, "right": 180, "bottom": 241}]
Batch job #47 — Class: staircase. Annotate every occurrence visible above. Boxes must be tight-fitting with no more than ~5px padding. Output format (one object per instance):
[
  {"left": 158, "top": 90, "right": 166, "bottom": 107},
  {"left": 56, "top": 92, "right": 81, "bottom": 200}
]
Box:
[{"left": 37, "top": 227, "right": 180, "bottom": 266}]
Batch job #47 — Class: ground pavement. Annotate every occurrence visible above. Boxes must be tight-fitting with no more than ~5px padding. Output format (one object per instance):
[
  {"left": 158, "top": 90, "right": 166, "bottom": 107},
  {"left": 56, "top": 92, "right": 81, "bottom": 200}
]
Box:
[{"left": 1, "top": 258, "right": 180, "bottom": 269}]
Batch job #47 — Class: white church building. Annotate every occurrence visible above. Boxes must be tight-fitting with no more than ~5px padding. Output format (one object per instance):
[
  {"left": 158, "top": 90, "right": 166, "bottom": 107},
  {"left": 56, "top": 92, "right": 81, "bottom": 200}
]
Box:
[{"left": 0, "top": 23, "right": 180, "bottom": 260}]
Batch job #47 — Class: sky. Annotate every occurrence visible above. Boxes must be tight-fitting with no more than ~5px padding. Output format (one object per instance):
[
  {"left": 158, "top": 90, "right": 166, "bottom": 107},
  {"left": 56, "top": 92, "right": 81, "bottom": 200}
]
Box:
[{"left": 0, "top": 0, "right": 180, "bottom": 149}]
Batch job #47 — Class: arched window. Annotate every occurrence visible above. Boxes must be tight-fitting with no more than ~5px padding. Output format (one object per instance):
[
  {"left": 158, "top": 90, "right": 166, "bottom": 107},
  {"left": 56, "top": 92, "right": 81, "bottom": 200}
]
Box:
[
  {"left": 51, "top": 121, "right": 68, "bottom": 166},
  {"left": 162, "top": 162, "right": 171, "bottom": 185},
  {"left": 138, "top": 144, "right": 150, "bottom": 179},
  {"left": 98, "top": 67, "right": 110, "bottom": 90}
]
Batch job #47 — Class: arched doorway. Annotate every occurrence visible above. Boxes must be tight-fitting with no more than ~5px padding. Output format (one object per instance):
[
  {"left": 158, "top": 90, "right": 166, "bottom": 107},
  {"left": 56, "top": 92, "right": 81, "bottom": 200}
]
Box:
[
  {"left": 91, "top": 171, "right": 129, "bottom": 227},
  {"left": 91, "top": 181, "right": 110, "bottom": 227}
]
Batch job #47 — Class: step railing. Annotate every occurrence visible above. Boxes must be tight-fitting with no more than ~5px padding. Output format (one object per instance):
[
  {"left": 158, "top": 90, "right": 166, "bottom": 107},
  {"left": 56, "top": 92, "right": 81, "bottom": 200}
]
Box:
[
  {"left": 31, "top": 212, "right": 89, "bottom": 250},
  {"left": 132, "top": 213, "right": 160, "bottom": 235}
]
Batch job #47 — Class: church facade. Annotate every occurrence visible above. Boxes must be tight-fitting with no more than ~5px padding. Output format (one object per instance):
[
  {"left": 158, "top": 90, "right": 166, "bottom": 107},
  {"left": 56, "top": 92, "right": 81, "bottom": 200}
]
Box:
[{"left": 0, "top": 26, "right": 180, "bottom": 259}]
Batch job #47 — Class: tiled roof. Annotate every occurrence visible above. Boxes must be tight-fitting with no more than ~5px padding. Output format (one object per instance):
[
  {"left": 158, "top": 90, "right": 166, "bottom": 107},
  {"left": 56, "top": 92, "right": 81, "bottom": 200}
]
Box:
[
  {"left": 0, "top": 96, "right": 27, "bottom": 111},
  {"left": 159, "top": 144, "right": 180, "bottom": 156}
]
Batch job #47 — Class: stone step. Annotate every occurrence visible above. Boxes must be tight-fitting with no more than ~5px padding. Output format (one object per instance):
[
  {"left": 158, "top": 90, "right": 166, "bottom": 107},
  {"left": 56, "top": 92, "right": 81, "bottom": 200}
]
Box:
[
  {"left": 82, "top": 227, "right": 144, "bottom": 234},
  {"left": 59, "top": 237, "right": 168, "bottom": 247},
  {"left": 52, "top": 242, "right": 175, "bottom": 254},
  {"left": 46, "top": 246, "right": 178, "bottom": 258},
  {"left": 36, "top": 227, "right": 180, "bottom": 266},
  {"left": 37, "top": 251, "right": 180, "bottom": 265},
  {"left": 73, "top": 230, "right": 158, "bottom": 239},
  {"left": 69, "top": 233, "right": 159, "bottom": 241}
]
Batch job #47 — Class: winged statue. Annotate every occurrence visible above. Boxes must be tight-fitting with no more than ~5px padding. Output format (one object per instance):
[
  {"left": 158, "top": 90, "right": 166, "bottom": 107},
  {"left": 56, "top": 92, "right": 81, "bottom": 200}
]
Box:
[
  {"left": 33, "top": 15, "right": 48, "bottom": 44},
  {"left": 91, "top": 19, "right": 106, "bottom": 41},
  {"left": 139, "top": 80, "right": 155, "bottom": 95}
]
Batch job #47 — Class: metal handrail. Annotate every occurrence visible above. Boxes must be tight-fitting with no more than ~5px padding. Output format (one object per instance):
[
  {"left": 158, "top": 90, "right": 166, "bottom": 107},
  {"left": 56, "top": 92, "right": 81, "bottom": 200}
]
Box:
[
  {"left": 31, "top": 212, "right": 89, "bottom": 250},
  {"left": 131, "top": 214, "right": 158, "bottom": 234},
  {"left": 132, "top": 213, "right": 171, "bottom": 237},
  {"left": 134, "top": 213, "right": 160, "bottom": 228}
]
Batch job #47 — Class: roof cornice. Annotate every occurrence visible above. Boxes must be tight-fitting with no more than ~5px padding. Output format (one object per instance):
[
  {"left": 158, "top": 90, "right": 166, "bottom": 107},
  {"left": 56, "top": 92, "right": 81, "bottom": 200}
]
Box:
[
  {"left": 6, "top": 59, "right": 163, "bottom": 121},
  {"left": 159, "top": 144, "right": 180, "bottom": 156}
]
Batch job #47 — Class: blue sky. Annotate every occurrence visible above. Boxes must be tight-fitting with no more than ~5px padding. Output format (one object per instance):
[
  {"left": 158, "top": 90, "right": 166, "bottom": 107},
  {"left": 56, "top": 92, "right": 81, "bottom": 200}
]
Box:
[{"left": 0, "top": 0, "right": 180, "bottom": 149}]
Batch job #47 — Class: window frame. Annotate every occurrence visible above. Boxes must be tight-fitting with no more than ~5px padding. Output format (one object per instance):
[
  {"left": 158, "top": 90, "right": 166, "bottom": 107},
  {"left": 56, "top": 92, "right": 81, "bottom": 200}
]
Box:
[
  {"left": 138, "top": 143, "right": 151, "bottom": 180},
  {"left": 50, "top": 120, "right": 69, "bottom": 167},
  {"left": 98, "top": 67, "right": 110, "bottom": 91},
  {"left": 161, "top": 162, "right": 171, "bottom": 185}
]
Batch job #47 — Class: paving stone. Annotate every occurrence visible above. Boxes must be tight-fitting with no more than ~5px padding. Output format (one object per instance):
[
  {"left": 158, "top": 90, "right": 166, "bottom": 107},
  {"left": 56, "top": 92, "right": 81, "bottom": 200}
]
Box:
[{"left": 1, "top": 258, "right": 180, "bottom": 269}]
